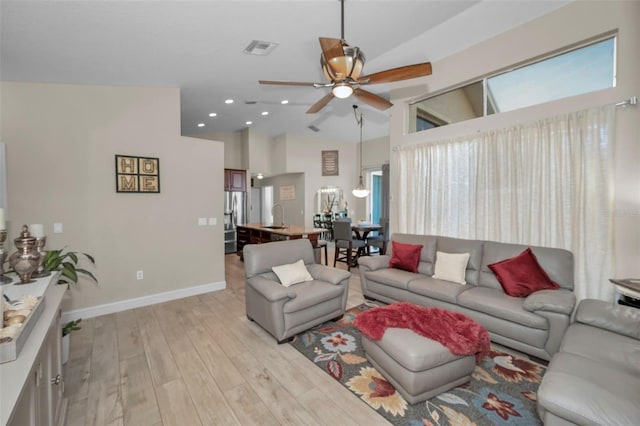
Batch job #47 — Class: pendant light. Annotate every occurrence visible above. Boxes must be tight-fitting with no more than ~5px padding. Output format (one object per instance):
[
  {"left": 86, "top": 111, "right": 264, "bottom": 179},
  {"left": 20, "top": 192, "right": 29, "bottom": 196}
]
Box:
[{"left": 352, "top": 105, "right": 370, "bottom": 198}]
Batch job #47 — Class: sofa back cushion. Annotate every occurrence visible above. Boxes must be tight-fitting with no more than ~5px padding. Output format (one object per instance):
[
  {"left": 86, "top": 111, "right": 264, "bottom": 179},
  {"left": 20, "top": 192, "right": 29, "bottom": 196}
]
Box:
[
  {"left": 480, "top": 241, "right": 574, "bottom": 291},
  {"left": 435, "top": 236, "right": 484, "bottom": 286},
  {"left": 389, "top": 233, "right": 437, "bottom": 275},
  {"left": 243, "top": 239, "right": 316, "bottom": 279}
]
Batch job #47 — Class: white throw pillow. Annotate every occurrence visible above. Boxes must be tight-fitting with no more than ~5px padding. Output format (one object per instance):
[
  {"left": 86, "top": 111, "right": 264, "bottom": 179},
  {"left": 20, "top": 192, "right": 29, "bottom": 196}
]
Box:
[
  {"left": 432, "top": 251, "right": 470, "bottom": 284},
  {"left": 272, "top": 259, "right": 314, "bottom": 287}
]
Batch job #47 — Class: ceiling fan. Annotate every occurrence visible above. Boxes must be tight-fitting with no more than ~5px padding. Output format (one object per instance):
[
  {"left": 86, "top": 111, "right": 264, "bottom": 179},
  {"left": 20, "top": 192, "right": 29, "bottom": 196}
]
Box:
[{"left": 259, "top": 0, "right": 432, "bottom": 114}]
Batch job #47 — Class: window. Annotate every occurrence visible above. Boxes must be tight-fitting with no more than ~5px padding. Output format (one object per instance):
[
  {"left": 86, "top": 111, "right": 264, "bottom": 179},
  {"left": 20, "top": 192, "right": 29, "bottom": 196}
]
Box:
[{"left": 409, "top": 36, "right": 615, "bottom": 133}]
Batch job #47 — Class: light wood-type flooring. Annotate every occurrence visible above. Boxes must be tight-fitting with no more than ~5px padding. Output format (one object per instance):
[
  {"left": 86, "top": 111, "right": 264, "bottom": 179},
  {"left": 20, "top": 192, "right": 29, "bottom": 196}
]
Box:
[{"left": 63, "top": 248, "right": 391, "bottom": 426}]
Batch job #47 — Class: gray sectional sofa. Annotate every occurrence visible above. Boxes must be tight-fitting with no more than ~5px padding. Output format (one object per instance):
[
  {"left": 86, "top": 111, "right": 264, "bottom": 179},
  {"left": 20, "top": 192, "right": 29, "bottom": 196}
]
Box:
[
  {"left": 537, "top": 299, "right": 640, "bottom": 425},
  {"left": 358, "top": 233, "right": 577, "bottom": 361}
]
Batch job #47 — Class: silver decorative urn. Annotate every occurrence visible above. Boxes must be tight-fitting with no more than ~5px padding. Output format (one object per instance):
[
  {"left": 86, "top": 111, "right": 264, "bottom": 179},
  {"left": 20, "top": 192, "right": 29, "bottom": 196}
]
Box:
[{"left": 9, "top": 225, "right": 41, "bottom": 284}]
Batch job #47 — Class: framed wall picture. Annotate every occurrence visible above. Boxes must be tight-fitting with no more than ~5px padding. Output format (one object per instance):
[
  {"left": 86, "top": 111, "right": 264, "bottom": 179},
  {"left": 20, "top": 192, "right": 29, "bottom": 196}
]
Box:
[
  {"left": 115, "top": 155, "right": 160, "bottom": 193},
  {"left": 322, "top": 150, "right": 339, "bottom": 176},
  {"left": 280, "top": 185, "right": 296, "bottom": 201}
]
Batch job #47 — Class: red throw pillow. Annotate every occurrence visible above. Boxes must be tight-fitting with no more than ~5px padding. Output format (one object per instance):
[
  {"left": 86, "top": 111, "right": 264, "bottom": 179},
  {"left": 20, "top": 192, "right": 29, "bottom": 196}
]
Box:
[
  {"left": 488, "top": 248, "right": 560, "bottom": 297},
  {"left": 389, "top": 241, "right": 423, "bottom": 273}
]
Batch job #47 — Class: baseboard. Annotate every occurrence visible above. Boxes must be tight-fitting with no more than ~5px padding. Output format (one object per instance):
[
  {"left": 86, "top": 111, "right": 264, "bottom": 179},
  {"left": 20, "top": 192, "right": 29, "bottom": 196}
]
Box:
[{"left": 62, "top": 280, "right": 226, "bottom": 323}]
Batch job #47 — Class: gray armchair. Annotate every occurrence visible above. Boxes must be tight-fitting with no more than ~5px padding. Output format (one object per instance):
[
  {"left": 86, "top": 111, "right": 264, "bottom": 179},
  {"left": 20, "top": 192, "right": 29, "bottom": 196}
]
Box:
[{"left": 243, "top": 239, "right": 351, "bottom": 343}]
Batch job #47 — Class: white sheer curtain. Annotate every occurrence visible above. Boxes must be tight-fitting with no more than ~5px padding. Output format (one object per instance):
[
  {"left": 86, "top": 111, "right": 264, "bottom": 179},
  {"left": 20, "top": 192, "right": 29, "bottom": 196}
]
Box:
[{"left": 395, "top": 105, "right": 615, "bottom": 301}]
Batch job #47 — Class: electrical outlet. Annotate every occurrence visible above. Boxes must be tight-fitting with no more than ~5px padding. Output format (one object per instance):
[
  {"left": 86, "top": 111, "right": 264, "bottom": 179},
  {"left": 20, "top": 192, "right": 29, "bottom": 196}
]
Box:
[
  {"left": 198, "top": 217, "right": 207, "bottom": 226},
  {"left": 208, "top": 217, "right": 216, "bottom": 226},
  {"left": 136, "top": 270, "right": 144, "bottom": 280},
  {"left": 53, "top": 223, "right": 63, "bottom": 233}
]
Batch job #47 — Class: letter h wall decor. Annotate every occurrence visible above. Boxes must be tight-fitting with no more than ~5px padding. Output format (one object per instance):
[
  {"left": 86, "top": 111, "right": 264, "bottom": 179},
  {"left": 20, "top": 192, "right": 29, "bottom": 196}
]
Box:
[{"left": 115, "top": 155, "right": 160, "bottom": 193}]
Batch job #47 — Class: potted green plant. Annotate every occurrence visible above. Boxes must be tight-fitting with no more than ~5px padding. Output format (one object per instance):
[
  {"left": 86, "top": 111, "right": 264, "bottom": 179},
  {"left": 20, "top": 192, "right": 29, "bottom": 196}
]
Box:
[
  {"left": 43, "top": 247, "right": 97, "bottom": 364},
  {"left": 43, "top": 247, "right": 97, "bottom": 286}
]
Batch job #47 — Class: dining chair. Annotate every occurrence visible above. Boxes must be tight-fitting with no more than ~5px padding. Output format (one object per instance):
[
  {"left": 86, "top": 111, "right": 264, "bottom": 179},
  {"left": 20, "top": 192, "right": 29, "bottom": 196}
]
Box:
[
  {"left": 366, "top": 217, "right": 389, "bottom": 255},
  {"left": 333, "top": 219, "right": 365, "bottom": 271}
]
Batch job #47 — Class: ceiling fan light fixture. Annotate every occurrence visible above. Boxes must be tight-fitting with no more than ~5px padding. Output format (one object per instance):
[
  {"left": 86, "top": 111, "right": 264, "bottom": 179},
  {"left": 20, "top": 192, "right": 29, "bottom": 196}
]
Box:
[
  {"left": 332, "top": 83, "right": 353, "bottom": 99},
  {"left": 321, "top": 44, "right": 365, "bottom": 82}
]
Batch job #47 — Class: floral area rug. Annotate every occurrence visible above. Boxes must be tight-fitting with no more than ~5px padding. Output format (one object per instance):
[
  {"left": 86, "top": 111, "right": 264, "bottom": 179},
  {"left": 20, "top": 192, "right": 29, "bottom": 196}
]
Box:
[{"left": 290, "top": 304, "right": 545, "bottom": 426}]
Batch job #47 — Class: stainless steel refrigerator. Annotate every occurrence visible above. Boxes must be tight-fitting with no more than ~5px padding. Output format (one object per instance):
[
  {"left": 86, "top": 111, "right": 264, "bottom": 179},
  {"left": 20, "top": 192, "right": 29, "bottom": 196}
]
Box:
[{"left": 224, "top": 191, "right": 247, "bottom": 254}]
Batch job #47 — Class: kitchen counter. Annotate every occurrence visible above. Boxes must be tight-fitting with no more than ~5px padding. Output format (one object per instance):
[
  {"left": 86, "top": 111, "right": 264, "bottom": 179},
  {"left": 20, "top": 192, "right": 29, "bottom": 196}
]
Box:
[{"left": 236, "top": 224, "right": 323, "bottom": 257}]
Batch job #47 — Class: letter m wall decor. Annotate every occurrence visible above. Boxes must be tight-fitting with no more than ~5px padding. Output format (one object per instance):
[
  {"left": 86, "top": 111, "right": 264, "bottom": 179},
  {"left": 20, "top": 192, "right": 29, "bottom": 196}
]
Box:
[{"left": 115, "top": 155, "right": 160, "bottom": 193}]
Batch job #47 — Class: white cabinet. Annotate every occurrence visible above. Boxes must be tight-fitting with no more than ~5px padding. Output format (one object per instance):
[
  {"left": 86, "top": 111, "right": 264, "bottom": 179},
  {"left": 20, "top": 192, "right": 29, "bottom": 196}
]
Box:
[{"left": 1, "top": 276, "right": 66, "bottom": 426}]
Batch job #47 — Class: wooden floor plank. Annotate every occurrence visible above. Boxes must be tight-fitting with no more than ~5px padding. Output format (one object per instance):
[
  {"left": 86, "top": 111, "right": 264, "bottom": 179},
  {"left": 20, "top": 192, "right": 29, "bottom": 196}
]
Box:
[
  {"left": 135, "top": 307, "right": 180, "bottom": 387},
  {"left": 231, "top": 351, "right": 321, "bottom": 426},
  {"left": 155, "top": 379, "right": 203, "bottom": 426},
  {"left": 120, "top": 354, "right": 162, "bottom": 426},
  {"left": 114, "top": 310, "right": 145, "bottom": 361},
  {"left": 223, "top": 383, "right": 280, "bottom": 426},
  {"left": 84, "top": 315, "right": 123, "bottom": 426},
  {"left": 173, "top": 349, "right": 241, "bottom": 425}
]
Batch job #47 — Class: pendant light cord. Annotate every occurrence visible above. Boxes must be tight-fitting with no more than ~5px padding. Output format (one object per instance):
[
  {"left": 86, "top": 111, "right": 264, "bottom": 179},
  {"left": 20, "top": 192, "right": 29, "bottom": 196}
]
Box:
[{"left": 353, "top": 105, "right": 363, "bottom": 174}]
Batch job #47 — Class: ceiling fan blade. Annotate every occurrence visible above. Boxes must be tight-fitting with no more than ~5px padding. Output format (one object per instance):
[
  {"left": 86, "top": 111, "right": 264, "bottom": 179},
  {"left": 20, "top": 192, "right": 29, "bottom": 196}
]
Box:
[
  {"left": 306, "top": 92, "right": 335, "bottom": 114},
  {"left": 359, "top": 62, "right": 432, "bottom": 85},
  {"left": 259, "top": 80, "right": 319, "bottom": 87},
  {"left": 319, "top": 38, "right": 344, "bottom": 64},
  {"left": 353, "top": 88, "right": 393, "bottom": 111}
]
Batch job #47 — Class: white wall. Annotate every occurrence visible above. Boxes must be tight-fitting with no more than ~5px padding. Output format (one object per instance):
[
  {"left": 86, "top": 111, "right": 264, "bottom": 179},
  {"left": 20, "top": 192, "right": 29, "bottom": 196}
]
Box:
[
  {"left": 198, "top": 131, "right": 243, "bottom": 169},
  {"left": 389, "top": 0, "right": 640, "bottom": 280},
  {"left": 1, "top": 82, "right": 226, "bottom": 313},
  {"left": 281, "top": 133, "right": 359, "bottom": 226}
]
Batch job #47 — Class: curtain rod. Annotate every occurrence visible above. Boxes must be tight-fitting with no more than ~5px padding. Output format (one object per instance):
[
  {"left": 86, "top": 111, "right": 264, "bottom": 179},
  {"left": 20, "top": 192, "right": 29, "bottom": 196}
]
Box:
[{"left": 616, "top": 96, "right": 637, "bottom": 107}]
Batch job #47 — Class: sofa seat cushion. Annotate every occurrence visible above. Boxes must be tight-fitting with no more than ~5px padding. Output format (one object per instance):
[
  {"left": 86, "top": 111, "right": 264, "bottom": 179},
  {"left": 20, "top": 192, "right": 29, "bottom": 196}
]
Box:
[
  {"left": 364, "top": 268, "right": 421, "bottom": 290},
  {"left": 457, "top": 287, "right": 547, "bottom": 329},
  {"left": 538, "top": 352, "right": 640, "bottom": 426},
  {"left": 283, "top": 281, "right": 345, "bottom": 314},
  {"left": 407, "top": 277, "right": 470, "bottom": 304},
  {"left": 560, "top": 323, "right": 640, "bottom": 376}
]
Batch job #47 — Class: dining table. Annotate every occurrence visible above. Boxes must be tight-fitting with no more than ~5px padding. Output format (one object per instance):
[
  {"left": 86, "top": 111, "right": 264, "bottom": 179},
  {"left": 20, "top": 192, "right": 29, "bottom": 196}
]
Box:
[
  {"left": 350, "top": 223, "right": 383, "bottom": 259},
  {"left": 351, "top": 223, "right": 383, "bottom": 241}
]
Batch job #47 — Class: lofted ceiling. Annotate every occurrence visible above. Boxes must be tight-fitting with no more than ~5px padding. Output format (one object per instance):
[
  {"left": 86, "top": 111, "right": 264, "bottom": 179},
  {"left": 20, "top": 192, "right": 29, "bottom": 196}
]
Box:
[{"left": 1, "top": 1, "right": 571, "bottom": 143}]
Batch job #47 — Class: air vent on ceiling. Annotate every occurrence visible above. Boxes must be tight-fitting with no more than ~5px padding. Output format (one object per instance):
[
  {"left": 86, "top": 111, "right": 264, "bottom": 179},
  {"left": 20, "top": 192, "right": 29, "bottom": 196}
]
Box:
[
  {"left": 308, "top": 125, "right": 320, "bottom": 132},
  {"left": 243, "top": 40, "right": 279, "bottom": 56},
  {"left": 244, "top": 100, "right": 258, "bottom": 105}
]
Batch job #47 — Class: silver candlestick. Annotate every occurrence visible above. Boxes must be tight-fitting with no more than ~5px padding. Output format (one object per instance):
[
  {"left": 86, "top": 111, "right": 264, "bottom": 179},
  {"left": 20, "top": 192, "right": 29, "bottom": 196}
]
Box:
[
  {"left": 31, "top": 236, "right": 51, "bottom": 278},
  {"left": 0, "top": 230, "right": 11, "bottom": 284}
]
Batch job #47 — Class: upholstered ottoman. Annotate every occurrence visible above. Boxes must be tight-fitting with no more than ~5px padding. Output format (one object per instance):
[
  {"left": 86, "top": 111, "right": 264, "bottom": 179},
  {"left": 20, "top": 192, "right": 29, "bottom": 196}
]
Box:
[{"left": 362, "top": 327, "right": 476, "bottom": 404}]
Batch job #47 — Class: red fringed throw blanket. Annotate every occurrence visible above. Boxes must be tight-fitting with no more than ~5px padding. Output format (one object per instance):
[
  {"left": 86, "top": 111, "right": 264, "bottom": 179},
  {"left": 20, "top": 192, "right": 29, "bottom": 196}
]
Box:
[{"left": 354, "top": 302, "right": 490, "bottom": 363}]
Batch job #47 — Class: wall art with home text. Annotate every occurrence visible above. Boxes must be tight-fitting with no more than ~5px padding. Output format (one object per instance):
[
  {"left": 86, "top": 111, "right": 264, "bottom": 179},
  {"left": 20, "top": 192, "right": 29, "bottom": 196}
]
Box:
[{"left": 115, "top": 155, "right": 160, "bottom": 193}]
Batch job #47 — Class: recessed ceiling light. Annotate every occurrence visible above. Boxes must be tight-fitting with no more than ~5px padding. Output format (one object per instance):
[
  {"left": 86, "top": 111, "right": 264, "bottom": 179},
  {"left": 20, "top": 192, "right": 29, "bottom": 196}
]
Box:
[
  {"left": 261, "top": 111, "right": 269, "bottom": 116},
  {"left": 197, "top": 123, "right": 205, "bottom": 127},
  {"left": 281, "top": 100, "right": 289, "bottom": 105},
  {"left": 225, "top": 99, "right": 234, "bottom": 104},
  {"left": 209, "top": 112, "right": 217, "bottom": 117},
  {"left": 246, "top": 121, "right": 252, "bottom": 125}
]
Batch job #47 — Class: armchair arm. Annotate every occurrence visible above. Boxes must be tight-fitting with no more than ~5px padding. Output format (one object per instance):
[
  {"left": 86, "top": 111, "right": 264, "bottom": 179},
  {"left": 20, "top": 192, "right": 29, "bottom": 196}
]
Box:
[
  {"left": 575, "top": 299, "right": 640, "bottom": 340},
  {"left": 358, "top": 255, "right": 391, "bottom": 272},
  {"left": 246, "top": 276, "right": 297, "bottom": 302},
  {"left": 307, "top": 264, "right": 351, "bottom": 285},
  {"left": 523, "top": 289, "right": 576, "bottom": 315}
]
